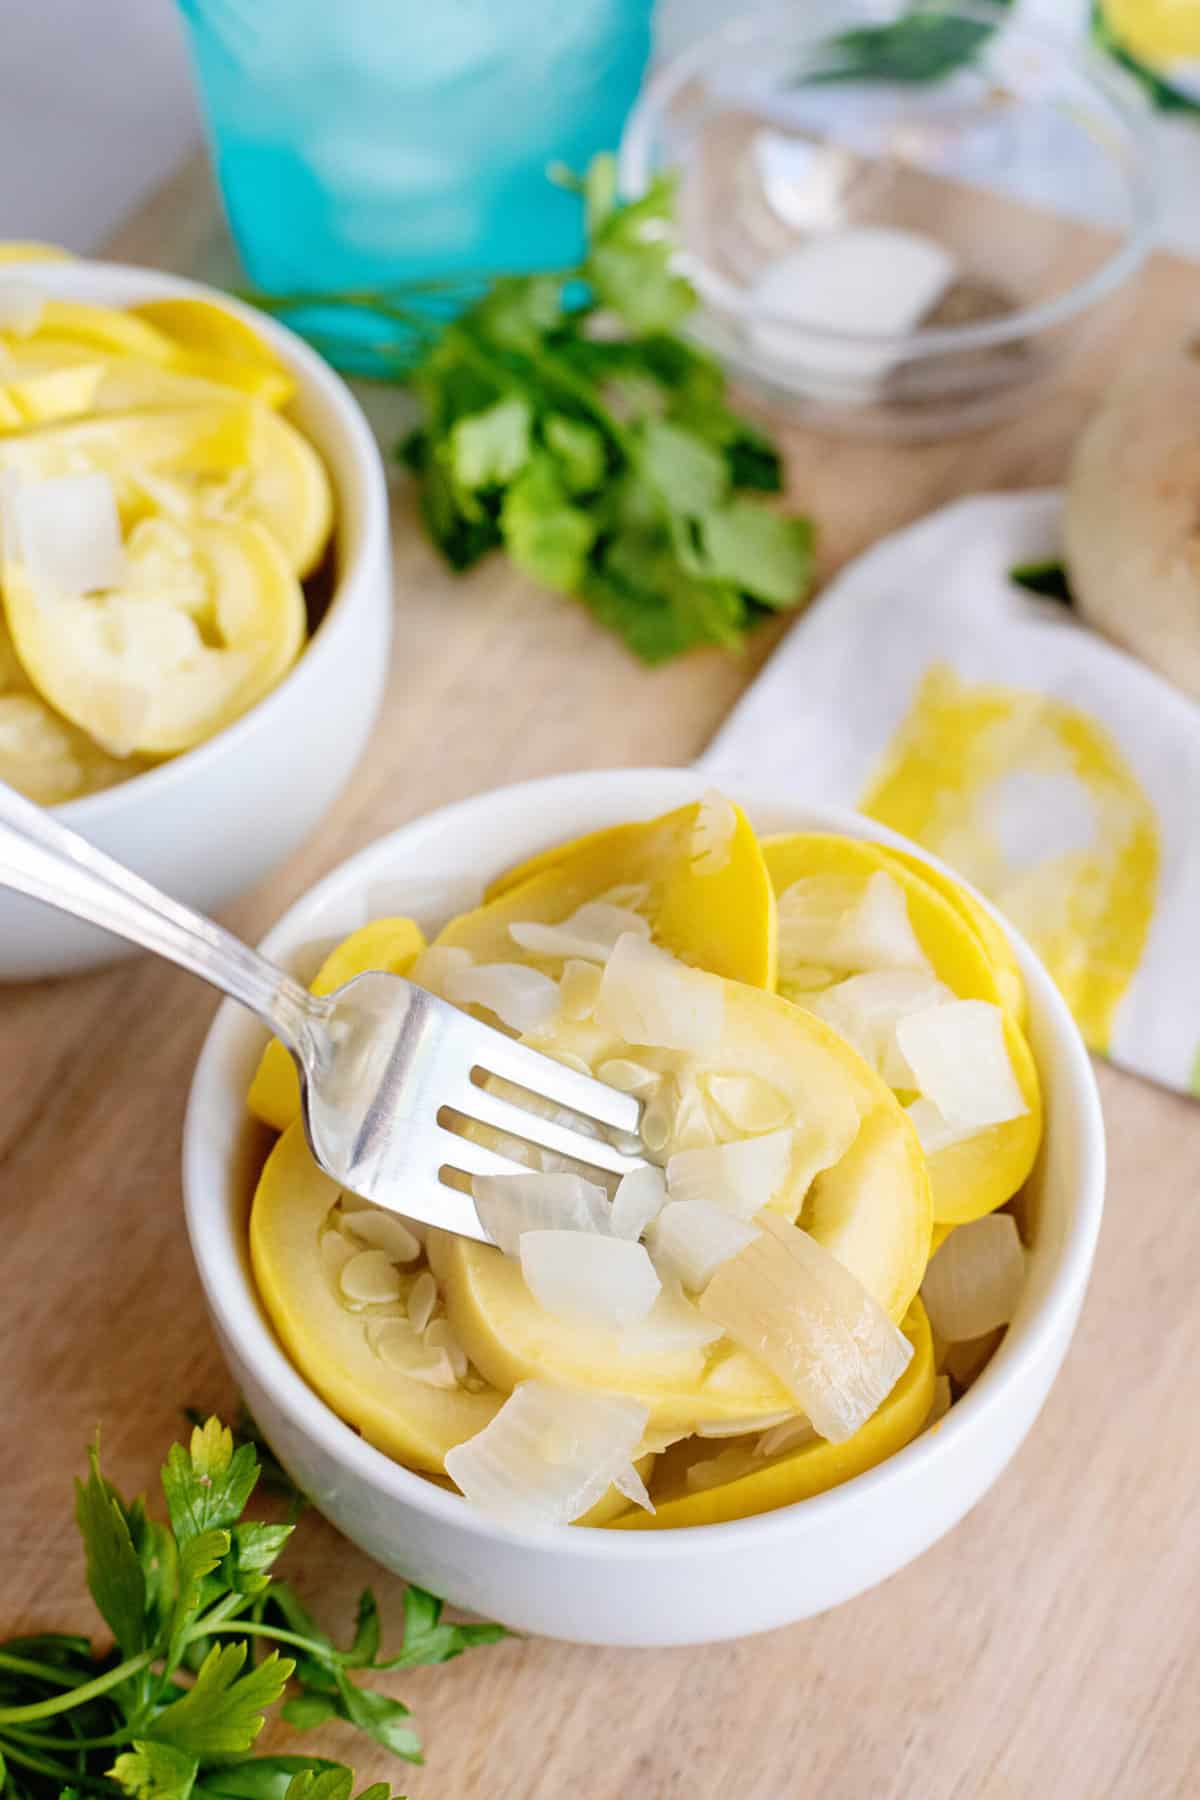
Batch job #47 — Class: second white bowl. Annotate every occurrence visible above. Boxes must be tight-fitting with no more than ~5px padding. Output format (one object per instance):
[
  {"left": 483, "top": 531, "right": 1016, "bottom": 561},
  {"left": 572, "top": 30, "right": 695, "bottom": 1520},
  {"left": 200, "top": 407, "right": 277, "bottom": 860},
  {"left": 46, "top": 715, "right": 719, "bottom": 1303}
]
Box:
[
  {"left": 183, "top": 768, "right": 1104, "bottom": 1646},
  {"left": 0, "top": 259, "right": 392, "bottom": 981}
]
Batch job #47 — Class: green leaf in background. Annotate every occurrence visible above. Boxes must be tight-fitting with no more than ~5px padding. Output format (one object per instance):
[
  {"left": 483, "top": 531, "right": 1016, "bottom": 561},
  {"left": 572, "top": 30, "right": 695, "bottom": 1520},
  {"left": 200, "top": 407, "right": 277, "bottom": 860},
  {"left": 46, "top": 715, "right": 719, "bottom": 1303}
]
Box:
[
  {"left": 1009, "top": 558, "right": 1074, "bottom": 604},
  {"left": 635, "top": 420, "right": 728, "bottom": 516},
  {"left": 544, "top": 413, "right": 607, "bottom": 494},
  {"left": 166, "top": 1528, "right": 229, "bottom": 1671},
  {"left": 328, "top": 1671, "right": 422, "bottom": 1764},
  {"left": 110, "top": 1741, "right": 200, "bottom": 1800},
  {"left": 583, "top": 166, "right": 695, "bottom": 334},
  {"left": 698, "top": 503, "right": 815, "bottom": 607},
  {"left": 196, "top": 1758, "right": 347, "bottom": 1800},
  {"left": 74, "top": 1441, "right": 148, "bottom": 1659},
  {"left": 500, "top": 456, "right": 597, "bottom": 590},
  {"left": 448, "top": 395, "right": 532, "bottom": 493},
  {"left": 812, "top": 0, "right": 1014, "bottom": 84}
]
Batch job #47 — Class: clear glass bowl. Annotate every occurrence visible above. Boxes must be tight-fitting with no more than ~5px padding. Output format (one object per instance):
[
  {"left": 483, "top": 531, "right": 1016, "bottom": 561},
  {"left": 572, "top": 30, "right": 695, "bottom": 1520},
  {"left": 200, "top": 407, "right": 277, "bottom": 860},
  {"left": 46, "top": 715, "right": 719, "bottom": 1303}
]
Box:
[{"left": 618, "top": 0, "right": 1158, "bottom": 437}]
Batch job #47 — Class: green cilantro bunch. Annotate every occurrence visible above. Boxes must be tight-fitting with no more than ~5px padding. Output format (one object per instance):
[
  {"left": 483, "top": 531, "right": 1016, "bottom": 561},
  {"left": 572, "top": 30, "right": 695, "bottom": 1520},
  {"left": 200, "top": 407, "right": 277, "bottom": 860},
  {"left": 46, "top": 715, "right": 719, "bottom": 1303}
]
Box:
[
  {"left": 0, "top": 1419, "right": 504, "bottom": 1800},
  {"left": 398, "top": 157, "right": 814, "bottom": 661}
]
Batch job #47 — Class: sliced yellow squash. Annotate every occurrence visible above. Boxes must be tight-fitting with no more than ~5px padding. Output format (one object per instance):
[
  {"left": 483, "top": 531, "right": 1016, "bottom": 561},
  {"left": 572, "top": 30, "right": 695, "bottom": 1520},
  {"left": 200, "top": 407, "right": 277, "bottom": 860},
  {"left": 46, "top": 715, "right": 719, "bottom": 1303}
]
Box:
[
  {"left": 250, "top": 1123, "right": 502, "bottom": 1473},
  {"left": 878, "top": 844, "right": 1027, "bottom": 1024},
  {"left": 29, "top": 299, "right": 177, "bottom": 364},
  {"left": 0, "top": 242, "right": 73, "bottom": 263},
  {"left": 429, "top": 976, "right": 929, "bottom": 1435},
  {"left": 2, "top": 515, "right": 304, "bottom": 755},
  {"left": 763, "top": 834, "right": 1041, "bottom": 1224},
  {"left": 248, "top": 917, "right": 427, "bottom": 1132},
  {"left": 608, "top": 1299, "right": 933, "bottom": 1529},
  {"left": 440, "top": 797, "right": 777, "bottom": 990},
  {"left": 130, "top": 297, "right": 294, "bottom": 405}
]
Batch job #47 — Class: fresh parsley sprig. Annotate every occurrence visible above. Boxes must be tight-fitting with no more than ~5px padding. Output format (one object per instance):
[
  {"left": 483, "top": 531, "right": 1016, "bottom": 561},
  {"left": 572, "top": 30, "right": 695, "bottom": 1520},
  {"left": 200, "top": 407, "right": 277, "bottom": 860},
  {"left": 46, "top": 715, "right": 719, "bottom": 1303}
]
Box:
[
  {"left": 0, "top": 1418, "right": 505, "bottom": 1800},
  {"left": 251, "top": 155, "right": 814, "bottom": 664}
]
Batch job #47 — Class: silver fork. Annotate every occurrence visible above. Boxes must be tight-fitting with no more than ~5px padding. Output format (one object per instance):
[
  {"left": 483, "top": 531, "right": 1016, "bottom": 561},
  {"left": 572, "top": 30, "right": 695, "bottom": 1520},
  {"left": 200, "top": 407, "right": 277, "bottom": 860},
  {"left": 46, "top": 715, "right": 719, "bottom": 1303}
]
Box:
[{"left": 0, "top": 782, "right": 646, "bottom": 1241}]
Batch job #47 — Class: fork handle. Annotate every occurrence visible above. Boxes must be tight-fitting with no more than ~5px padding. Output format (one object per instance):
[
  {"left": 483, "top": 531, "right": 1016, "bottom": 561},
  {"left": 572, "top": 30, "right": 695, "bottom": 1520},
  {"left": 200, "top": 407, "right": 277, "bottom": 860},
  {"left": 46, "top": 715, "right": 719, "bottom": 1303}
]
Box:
[{"left": 0, "top": 779, "right": 317, "bottom": 1052}]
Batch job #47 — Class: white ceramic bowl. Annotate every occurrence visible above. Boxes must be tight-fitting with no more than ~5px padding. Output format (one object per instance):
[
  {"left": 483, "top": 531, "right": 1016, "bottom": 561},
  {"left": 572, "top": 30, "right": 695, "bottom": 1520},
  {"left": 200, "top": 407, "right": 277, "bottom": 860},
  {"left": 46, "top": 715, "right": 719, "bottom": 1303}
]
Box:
[
  {"left": 0, "top": 260, "right": 391, "bottom": 981},
  {"left": 183, "top": 768, "right": 1104, "bottom": 1646}
]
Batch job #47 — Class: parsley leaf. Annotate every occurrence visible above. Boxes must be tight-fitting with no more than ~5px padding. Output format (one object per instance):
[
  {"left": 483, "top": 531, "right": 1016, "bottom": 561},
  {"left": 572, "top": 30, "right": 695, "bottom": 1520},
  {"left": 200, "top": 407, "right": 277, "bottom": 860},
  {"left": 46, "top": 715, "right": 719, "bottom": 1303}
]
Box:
[
  {"left": 74, "top": 1440, "right": 148, "bottom": 1659},
  {"left": 162, "top": 1420, "right": 259, "bottom": 1548},
  {"left": 110, "top": 1741, "right": 200, "bottom": 1800},
  {"left": 0, "top": 1418, "right": 502, "bottom": 1800},
  {"left": 500, "top": 456, "right": 597, "bottom": 591},
  {"left": 145, "top": 1644, "right": 293, "bottom": 1757},
  {"left": 698, "top": 503, "right": 815, "bottom": 607}
]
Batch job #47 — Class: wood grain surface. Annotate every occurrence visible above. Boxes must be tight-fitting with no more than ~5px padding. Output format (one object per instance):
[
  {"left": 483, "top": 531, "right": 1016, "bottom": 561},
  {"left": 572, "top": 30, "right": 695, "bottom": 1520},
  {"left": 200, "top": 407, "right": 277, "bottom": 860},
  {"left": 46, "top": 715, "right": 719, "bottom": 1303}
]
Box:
[{"left": 3, "top": 158, "right": 1200, "bottom": 1800}]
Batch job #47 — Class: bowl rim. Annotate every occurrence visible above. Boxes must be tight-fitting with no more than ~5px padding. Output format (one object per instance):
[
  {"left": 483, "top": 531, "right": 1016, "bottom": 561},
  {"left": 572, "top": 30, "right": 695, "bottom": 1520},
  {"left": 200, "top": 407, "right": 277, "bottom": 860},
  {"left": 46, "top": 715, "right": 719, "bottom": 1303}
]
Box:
[
  {"left": 618, "top": 0, "right": 1159, "bottom": 360},
  {"left": 3, "top": 257, "right": 389, "bottom": 822},
  {"left": 183, "top": 767, "right": 1106, "bottom": 1559}
]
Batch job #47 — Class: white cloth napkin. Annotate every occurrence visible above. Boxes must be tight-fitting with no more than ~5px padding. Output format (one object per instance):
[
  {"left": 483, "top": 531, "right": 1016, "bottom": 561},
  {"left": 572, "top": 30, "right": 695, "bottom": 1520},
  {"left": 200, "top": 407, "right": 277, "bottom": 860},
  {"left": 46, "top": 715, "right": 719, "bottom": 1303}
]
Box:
[{"left": 701, "top": 490, "right": 1200, "bottom": 1096}]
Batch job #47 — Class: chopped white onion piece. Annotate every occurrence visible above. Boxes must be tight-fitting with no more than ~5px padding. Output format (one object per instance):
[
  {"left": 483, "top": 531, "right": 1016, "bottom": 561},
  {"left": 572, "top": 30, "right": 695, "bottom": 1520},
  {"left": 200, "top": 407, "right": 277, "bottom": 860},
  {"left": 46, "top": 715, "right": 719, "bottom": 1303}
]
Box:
[
  {"left": 473, "top": 1170, "right": 610, "bottom": 1257},
  {"left": 445, "top": 1380, "right": 649, "bottom": 1528},
  {"left": 613, "top": 1461, "right": 655, "bottom": 1513},
  {"left": 639, "top": 1092, "right": 673, "bottom": 1155},
  {"left": 408, "top": 944, "right": 473, "bottom": 996},
  {"left": 558, "top": 958, "right": 603, "bottom": 1021},
  {"left": 344, "top": 1209, "right": 422, "bottom": 1263},
  {"left": 0, "top": 283, "right": 44, "bottom": 335},
  {"left": 617, "top": 1279, "right": 724, "bottom": 1355},
  {"left": 699, "top": 1213, "right": 913, "bottom": 1442},
  {"left": 609, "top": 1164, "right": 666, "bottom": 1241},
  {"left": 339, "top": 1249, "right": 405, "bottom": 1306},
  {"left": 807, "top": 970, "right": 953, "bottom": 1084},
  {"left": 778, "top": 870, "right": 930, "bottom": 975},
  {"left": 920, "top": 1213, "right": 1025, "bottom": 1342},
  {"left": 671, "top": 1077, "right": 721, "bottom": 1151},
  {"left": 406, "top": 1270, "right": 438, "bottom": 1334},
  {"left": 694, "top": 1410, "right": 795, "bottom": 1440},
  {"left": 895, "top": 1000, "right": 1027, "bottom": 1129},
  {"left": 756, "top": 1415, "right": 819, "bottom": 1458},
  {"left": 690, "top": 789, "right": 738, "bottom": 875},
  {"left": 684, "top": 1447, "right": 762, "bottom": 1492},
  {"left": 519, "top": 1230, "right": 661, "bottom": 1327},
  {"left": 509, "top": 901, "right": 650, "bottom": 963},
  {"left": 443, "top": 960, "right": 560, "bottom": 1033},
  {"left": 596, "top": 1057, "right": 660, "bottom": 1096},
  {"left": 596, "top": 934, "right": 723, "bottom": 1056},
  {"left": 702, "top": 1073, "right": 792, "bottom": 1135},
  {"left": 666, "top": 1130, "right": 794, "bottom": 1221},
  {"left": 905, "top": 1097, "right": 979, "bottom": 1155},
  {"left": 649, "top": 1199, "right": 759, "bottom": 1291},
  {"left": 4, "top": 472, "right": 125, "bottom": 600}
]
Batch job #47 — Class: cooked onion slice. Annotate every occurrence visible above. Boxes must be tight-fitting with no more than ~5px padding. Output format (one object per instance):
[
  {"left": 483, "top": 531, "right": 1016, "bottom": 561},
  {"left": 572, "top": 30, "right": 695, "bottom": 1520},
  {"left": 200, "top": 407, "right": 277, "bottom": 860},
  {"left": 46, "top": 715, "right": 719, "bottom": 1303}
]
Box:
[
  {"left": 3, "top": 471, "right": 125, "bottom": 600},
  {"left": 702, "top": 1073, "right": 792, "bottom": 1135},
  {"left": 620, "top": 1279, "right": 724, "bottom": 1354},
  {"left": 778, "top": 870, "right": 930, "bottom": 975},
  {"left": 920, "top": 1213, "right": 1025, "bottom": 1342},
  {"left": 343, "top": 1208, "right": 422, "bottom": 1263},
  {"left": 807, "top": 970, "right": 952, "bottom": 1084},
  {"left": 519, "top": 1230, "right": 661, "bottom": 1327},
  {"left": 509, "top": 901, "right": 650, "bottom": 963},
  {"left": 756, "top": 1416, "right": 819, "bottom": 1458},
  {"left": 443, "top": 960, "right": 560, "bottom": 1033},
  {"left": 408, "top": 944, "right": 473, "bottom": 996},
  {"left": 614, "top": 1461, "right": 655, "bottom": 1513},
  {"left": 558, "top": 958, "right": 603, "bottom": 1020},
  {"left": 666, "top": 1130, "right": 794, "bottom": 1220},
  {"left": 895, "top": 1000, "right": 1027, "bottom": 1129},
  {"left": 699, "top": 1213, "right": 914, "bottom": 1442},
  {"left": 649, "top": 1199, "right": 760, "bottom": 1291},
  {"left": 472, "top": 1170, "right": 610, "bottom": 1257},
  {"left": 596, "top": 934, "right": 723, "bottom": 1055},
  {"left": 905, "top": 1098, "right": 977, "bottom": 1156},
  {"left": 445, "top": 1381, "right": 649, "bottom": 1529},
  {"left": 690, "top": 789, "right": 738, "bottom": 874},
  {"left": 609, "top": 1165, "right": 666, "bottom": 1241}
]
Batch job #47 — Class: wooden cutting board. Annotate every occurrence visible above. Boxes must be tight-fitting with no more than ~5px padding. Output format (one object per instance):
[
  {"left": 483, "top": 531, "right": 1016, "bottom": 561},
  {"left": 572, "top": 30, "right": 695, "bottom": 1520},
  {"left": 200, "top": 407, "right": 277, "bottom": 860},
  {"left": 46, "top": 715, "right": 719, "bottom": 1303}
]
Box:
[{"left": 3, "top": 157, "right": 1200, "bottom": 1800}]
